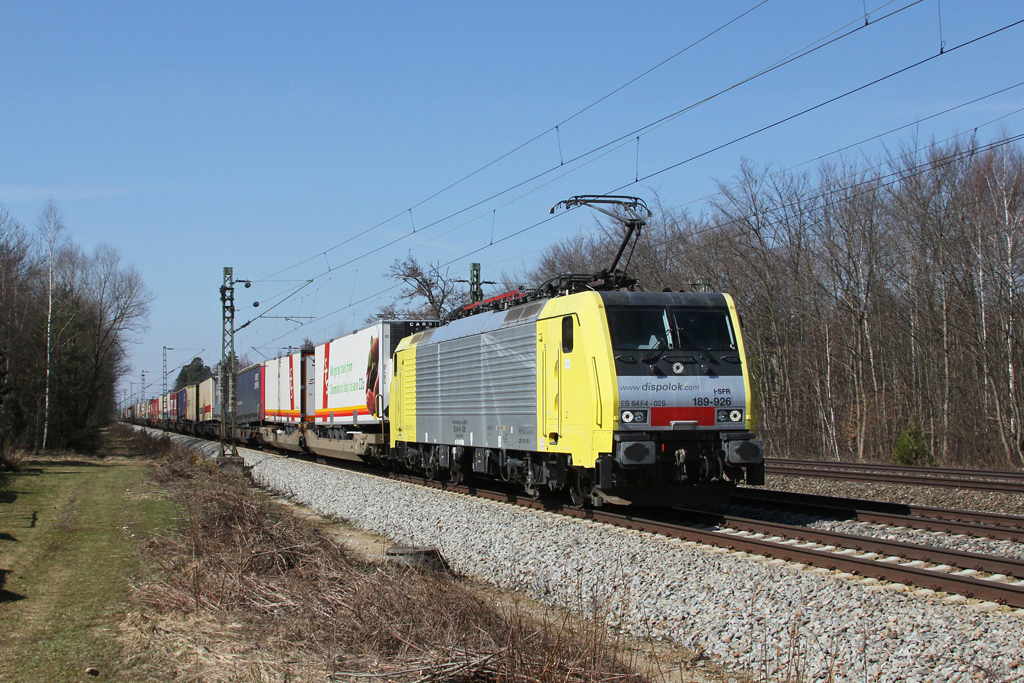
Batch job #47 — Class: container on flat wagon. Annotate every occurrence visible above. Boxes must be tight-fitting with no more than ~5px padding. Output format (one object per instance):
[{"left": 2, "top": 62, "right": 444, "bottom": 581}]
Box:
[
  {"left": 178, "top": 385, "right": 197, "bottom": 422},
  {"left": 314, "top": 321, "right": 437, "bottom": 427},
  {"left": 235, "top": 363, "right": 265, "bottom": 424},
  {"left": 163, "top": 392, "right": 174, "bottom": 420},
  {"left": 148, "top": 398, "right": 160, "bottom": 420},
  {"left": 198, "top": 377, "right": 216, "bottom": 422},
  {"left": 213, "top": 376, "right": 222, "bottom": 420},
  {"left": 264, "top": 352, "right": 314, "bottom": 424}
]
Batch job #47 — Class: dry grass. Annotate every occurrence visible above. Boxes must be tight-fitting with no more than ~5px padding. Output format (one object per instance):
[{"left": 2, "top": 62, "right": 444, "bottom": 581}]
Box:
[
  {"left": 0, "top": 433, "right": 178, "bottom": 683},
  {"left": 118, "top": 428, "right": 645, "bottom": 682}
]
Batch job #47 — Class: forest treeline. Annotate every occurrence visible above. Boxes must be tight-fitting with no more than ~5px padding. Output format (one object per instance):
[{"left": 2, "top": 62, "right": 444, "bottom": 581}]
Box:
[
  {"left": 522, "top": 134, "right": 1024, "bottom": 469},
  {"left": 0, "top": 200, "right": 151, "bottom": 453}
]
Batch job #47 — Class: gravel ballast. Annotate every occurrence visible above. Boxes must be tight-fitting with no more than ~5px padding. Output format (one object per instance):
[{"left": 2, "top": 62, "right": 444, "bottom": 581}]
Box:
[{"left": 162, "top": 433, "right": 1024, "bottom": 682}]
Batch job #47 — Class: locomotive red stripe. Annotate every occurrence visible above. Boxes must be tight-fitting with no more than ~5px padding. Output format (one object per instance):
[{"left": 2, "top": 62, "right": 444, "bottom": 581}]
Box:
[{"left": 650, "top": 406, "right": 715, "bottom": 427}]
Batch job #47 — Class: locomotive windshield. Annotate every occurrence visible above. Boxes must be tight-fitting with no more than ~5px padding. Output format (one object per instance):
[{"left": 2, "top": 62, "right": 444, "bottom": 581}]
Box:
[
  {"left": 607, "top": 307, "right": 735, "bottom": 351},
  {"left": 671, "top": 309, "right": 736, "bottom": 351},
  {"left": 606, "top": 307, "right": 671, "bottom": 350}
]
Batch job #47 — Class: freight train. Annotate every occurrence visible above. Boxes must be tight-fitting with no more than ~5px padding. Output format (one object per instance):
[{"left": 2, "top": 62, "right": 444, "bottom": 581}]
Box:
[{"left": 124, "top": 197, "right": 764, "bottom": 506}]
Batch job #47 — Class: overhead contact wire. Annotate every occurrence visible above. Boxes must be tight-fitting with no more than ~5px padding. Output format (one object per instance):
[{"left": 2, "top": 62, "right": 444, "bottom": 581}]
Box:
[
  {"left": 250, "top": 100, "right": 1024, "bottom": 348},
  {"left": 241, "top": 10, "right": 1020, "bottom": 343},
  {"left": 599, "top": 17, "right": 1024, "bottom": 195}
]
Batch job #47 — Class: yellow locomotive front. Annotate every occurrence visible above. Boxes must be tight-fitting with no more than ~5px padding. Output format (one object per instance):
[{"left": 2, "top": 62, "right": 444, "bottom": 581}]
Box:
[{"left": 533, "top": 290, "right": 763, "bottom": 505}]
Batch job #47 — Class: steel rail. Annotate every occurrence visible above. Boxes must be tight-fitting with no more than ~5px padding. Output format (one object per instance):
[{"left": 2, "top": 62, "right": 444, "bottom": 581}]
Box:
[
  {"left": 733, "top": 489, "right": 1024, "bottom": 542},
  {"left": 735, "top": 488, "right": 1024, "bottom": 529},
  {"left": 670, "top": 507, "right": 1024, "bottom": 579},
  {"left": 769, "top": 459, "right": 1024, "bottom": 480},
  {"left": 766, "top": 459, "right": 1024, "bottom": 493},
  {"left": 767, "top": 470, "right": 1024, "bottom": 493}
]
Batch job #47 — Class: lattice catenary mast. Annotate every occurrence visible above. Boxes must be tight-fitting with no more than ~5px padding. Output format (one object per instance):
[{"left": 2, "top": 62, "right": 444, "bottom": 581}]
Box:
[{"left": 219, "top": 267, "right": 249, "bottom": 458}]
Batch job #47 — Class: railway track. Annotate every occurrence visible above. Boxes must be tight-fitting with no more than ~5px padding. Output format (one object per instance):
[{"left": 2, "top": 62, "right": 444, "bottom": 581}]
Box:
[
  {"left": 766, "top": 458, "right": 1024, "bottom": 493},
  {"left": 386, "top": 472, "right": 1024, "bottom": 609},
  {"left": 733, "top": 488, "right": 1024, "bottom": 542}
]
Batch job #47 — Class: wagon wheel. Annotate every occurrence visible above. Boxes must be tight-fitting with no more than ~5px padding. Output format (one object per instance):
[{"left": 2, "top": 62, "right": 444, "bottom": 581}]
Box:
[
  {"left": 425, "top": 450, "right": 439, "bottom": 481},
  {"left": 568, "top": 471, "right": 591, "bottom": 507},
  {"left": 522, "top": 458, "right": 542, "bottom": 499},
  {"left": 449, "top": 457, "right": 463, "bottom": 486}
]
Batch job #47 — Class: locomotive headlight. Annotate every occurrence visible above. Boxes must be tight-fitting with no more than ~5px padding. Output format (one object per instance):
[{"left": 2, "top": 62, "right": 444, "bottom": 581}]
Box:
[
  {"left": 619, "top": 410, "right": 648, "bottom": 424},
  {"left": 718, "top": 409, "right": 744, "bottom": 423}
]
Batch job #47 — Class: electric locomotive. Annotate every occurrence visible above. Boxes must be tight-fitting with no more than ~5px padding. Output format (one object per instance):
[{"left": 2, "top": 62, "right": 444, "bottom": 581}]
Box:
[
  {"left": 389, "top": 196, "right": 763, "bottom": 506},
  {"left": 390, "top": 286, "right": 763, "bottom": 506}
]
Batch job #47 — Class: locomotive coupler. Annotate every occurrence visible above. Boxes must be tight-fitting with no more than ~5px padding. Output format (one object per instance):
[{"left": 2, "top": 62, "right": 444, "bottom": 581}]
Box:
[{"left": 676, "top": 447, "right": 724, "bottom": 483}]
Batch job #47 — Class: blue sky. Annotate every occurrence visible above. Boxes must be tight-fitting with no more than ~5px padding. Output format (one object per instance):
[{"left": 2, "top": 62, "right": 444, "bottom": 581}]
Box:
[{"left": 1, "top": 1, "right": 1021, "bottom": 404}]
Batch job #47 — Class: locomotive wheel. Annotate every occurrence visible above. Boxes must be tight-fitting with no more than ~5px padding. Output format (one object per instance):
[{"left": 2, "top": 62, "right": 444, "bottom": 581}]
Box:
[
  {"left": 425, "top": 452, "right": 438, "bottom": 481},
  {"left": 449, "top": 458, "right": 463, "bottom": 485}
]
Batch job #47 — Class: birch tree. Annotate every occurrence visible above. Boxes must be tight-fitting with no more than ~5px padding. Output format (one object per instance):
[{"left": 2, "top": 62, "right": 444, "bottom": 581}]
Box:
[{"left": 36, "top": 199, "right": 66, "bottom": 451}]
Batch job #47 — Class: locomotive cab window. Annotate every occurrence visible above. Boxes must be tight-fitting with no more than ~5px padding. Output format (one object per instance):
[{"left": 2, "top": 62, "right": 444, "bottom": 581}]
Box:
[
  {"left": 671, "top": 309, "right": 736, "bottom": 351},
  {"left": 561, "top": 316, "right": 573, "bottom": 353},
  {"left": 606, "top": 307, "right": 671, "bottom": 350}
]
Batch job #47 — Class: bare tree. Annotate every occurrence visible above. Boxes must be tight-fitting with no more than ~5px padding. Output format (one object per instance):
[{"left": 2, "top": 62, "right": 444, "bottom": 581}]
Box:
[
  {"left": 372, "top": 256, "right": 469, "bottom": 321},
  {"left": 78, "top": 243, "right": 153, "bottom": 422}
]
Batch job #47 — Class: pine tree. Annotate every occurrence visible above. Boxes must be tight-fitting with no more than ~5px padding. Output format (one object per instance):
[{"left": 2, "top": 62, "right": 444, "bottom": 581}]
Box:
[{"left": 892, "top": 421, "right": 934, "bottom": 467}]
